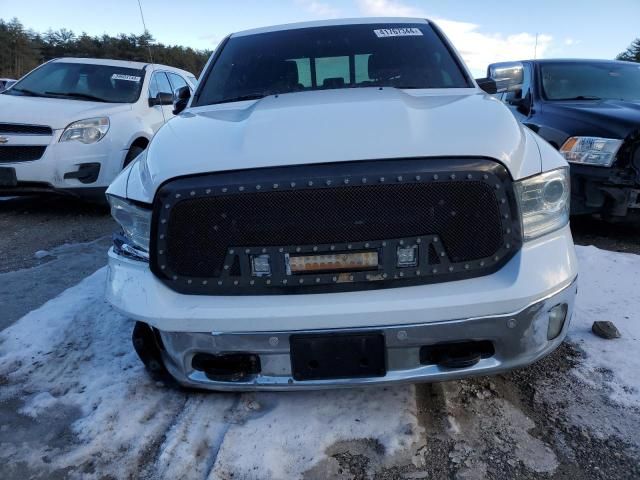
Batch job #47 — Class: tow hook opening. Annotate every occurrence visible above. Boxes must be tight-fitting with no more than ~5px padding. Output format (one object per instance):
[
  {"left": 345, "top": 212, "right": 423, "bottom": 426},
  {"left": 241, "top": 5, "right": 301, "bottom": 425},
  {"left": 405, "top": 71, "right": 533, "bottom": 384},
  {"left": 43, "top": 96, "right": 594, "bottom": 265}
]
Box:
[
  {"left": 420, "top": 340, "right": 495, "bottom": 369},
  {"left": 192, "top": 353, "right": 262, "bottom": 382}
]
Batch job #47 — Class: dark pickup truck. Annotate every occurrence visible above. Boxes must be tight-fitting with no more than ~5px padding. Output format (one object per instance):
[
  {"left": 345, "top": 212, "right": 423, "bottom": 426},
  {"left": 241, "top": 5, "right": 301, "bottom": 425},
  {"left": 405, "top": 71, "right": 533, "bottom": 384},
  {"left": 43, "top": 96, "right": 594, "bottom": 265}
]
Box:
[{"left": 482, "top": 59, "right": 640, "bottom": 219}]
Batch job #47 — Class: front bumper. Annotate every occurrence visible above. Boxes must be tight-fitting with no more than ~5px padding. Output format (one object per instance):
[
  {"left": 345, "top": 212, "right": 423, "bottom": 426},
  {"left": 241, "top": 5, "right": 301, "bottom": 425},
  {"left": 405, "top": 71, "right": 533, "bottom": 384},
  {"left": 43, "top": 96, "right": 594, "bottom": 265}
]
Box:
[
  {"left": 156, "top": 277, "right": 576, "bottom": 391},
  {"left": 0, "top": 130, "right": 126, "bottom": 192},
  {"left": 107, "top": 224, "right": 579, "bottom": 390}
]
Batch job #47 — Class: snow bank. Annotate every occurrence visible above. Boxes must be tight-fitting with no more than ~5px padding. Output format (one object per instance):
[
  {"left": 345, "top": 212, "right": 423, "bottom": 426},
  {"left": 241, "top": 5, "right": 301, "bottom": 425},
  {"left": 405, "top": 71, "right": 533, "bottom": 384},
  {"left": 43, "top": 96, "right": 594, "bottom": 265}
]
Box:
[{"left": 570, "top": 246, "right": 640, "bottom": 406}]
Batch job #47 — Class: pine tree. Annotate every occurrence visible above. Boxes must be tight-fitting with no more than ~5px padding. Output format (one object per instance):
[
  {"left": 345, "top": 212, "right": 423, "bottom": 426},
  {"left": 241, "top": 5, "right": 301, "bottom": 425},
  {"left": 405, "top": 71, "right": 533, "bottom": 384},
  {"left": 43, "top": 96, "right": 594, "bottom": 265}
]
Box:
[{"left": 617, "top": 38, "right": 640, "bottom": 62}]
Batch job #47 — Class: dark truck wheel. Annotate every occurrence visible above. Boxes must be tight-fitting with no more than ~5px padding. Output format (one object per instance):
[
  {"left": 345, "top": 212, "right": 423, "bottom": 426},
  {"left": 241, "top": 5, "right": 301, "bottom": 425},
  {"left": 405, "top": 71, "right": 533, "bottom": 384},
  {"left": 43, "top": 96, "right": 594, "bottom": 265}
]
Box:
[{"left": 131, "top": 321, "right": 177, "bottom": 386}]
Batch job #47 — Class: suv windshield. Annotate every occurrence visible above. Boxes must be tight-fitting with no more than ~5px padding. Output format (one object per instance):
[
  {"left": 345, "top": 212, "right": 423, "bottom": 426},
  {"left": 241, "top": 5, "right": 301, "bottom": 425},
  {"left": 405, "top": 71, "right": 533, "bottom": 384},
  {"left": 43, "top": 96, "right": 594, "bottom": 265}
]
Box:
[
  {"left": 3, "top": 62, "right": 145, "bottom": 103},
  {"left": 195, "top": 23, "right": 471, "bottom": 106},
  {"left": 541, "top": 62, "right": 640, "bottom": 101}
]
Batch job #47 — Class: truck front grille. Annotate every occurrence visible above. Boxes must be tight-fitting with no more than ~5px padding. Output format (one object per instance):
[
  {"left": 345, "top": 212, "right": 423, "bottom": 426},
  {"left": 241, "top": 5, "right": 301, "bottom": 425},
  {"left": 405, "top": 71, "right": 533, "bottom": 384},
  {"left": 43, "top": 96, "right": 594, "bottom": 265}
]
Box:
[
  {"left": 0, "top": 146, "right": 47, "bottom": 163},
  {"left": 151, "top": 158, "right": 522, "bottom": 295}
]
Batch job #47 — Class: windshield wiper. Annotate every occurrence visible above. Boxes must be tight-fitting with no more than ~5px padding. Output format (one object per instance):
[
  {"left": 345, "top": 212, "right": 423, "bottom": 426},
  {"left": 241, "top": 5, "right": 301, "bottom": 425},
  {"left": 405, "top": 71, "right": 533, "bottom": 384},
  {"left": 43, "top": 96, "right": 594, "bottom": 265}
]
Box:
[
  {"left": 7, "top": 87, "right": 45, "bottom": 97},
  {"left": 45, "top": 91, "right": 109, "bottom": 102},
  {"left": 209, "top": 93, "right": 269, "bottom": 105},
  {"left": 555, "top": 95, "right": 601, "bottom": 101}
]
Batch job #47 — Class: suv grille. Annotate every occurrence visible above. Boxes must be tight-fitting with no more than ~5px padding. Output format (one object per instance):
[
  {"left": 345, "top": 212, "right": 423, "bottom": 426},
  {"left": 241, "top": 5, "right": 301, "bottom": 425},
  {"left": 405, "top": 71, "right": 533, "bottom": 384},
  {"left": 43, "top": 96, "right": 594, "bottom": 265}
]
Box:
[
  {"left": 0, "top": 123, "right": 53, "bottom": 135},
  {"left": 0, "top": 146, "right": 47, "bottom": 163},
  {"left": 151, "top": 158, "right": 522, "bottom": 295}
]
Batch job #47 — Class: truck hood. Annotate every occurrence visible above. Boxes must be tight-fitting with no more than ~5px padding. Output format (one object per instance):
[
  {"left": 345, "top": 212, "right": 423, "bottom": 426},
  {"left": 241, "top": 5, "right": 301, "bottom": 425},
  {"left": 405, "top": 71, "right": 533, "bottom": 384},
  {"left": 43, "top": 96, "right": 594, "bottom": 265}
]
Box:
[
  {"left": 0, "top": 93, "right": 132, "bottom": 129},
  {"left": 126, "top": 88, "right": 542, "bottom": 202},
  {"left": 541, "top": 99, "right": 640, "bottom": 140}
]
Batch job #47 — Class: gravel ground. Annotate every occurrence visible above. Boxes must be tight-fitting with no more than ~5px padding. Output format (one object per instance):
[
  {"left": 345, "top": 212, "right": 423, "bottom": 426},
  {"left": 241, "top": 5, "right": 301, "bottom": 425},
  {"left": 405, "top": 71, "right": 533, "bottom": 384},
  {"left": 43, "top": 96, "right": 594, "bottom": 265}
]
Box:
[{"left": 0, "top": 195, "right": 639, "bottom": 479}]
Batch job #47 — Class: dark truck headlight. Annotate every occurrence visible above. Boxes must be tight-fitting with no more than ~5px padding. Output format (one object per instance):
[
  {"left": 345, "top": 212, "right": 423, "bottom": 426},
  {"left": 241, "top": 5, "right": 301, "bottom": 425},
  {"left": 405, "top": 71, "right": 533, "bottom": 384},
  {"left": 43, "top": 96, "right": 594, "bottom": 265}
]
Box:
[
  {"left": 514, "top": 168, "right": 570, "bottom": 241},
  {"left": 559, "top": 136, "right": 623, "bottom": 167},
  {"left": 107, "top": 194, "right": 151, "bottom": 261}
]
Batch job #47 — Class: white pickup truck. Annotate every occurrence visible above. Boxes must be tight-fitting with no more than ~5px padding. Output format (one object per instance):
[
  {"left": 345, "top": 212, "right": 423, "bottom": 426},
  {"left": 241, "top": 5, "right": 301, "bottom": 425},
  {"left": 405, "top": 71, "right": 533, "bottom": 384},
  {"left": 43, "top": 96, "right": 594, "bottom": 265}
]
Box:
[
  {"left": 106, "top": 18, "right": 578, "bottom": 390},
  {"left": 0, "top": 58, "right": 195, "bottom": 201}
]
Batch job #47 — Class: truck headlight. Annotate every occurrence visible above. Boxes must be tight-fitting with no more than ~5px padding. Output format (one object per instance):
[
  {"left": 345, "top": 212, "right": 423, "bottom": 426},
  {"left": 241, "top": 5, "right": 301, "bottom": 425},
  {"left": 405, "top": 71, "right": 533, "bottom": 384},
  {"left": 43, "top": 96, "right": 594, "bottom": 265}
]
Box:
[
  {"left": 60, "top": 117, "right": 110, "bottom": 144},
  {"left": 107, "top": 194, "right": 151, "bottom": 260},
  {"left": 559, "top": 137, "right": 623, "bottom": 167},
  {"left": 515, "top": 168, "right": 570, "bottom": 241}
]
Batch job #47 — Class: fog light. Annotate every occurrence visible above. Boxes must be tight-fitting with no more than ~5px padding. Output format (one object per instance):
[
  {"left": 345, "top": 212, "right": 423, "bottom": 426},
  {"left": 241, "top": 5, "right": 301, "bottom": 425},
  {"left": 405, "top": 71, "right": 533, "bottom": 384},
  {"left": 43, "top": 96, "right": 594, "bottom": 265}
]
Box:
[
  {"left": 547, "top": 303, "right": 568, "bottom": 340},
  {"left": 397, "top": 245, "right": 418, "bottom": 267},
  {"left": 251, "top": 254, "right": 271, "bottom": 277}
]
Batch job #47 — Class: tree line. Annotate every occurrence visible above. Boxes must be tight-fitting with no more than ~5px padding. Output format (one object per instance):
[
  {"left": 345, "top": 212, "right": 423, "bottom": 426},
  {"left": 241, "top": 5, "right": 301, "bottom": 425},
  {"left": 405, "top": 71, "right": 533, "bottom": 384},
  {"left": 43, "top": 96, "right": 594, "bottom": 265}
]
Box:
[{"left": 0, "top": 18, "right": 212, "bottom": 79}]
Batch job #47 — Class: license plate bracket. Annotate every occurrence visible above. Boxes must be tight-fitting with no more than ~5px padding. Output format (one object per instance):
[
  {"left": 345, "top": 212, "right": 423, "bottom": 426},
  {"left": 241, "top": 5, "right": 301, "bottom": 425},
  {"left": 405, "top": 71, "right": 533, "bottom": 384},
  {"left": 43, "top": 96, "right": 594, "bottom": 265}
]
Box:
[
  {"left": 290, "top": 332, "right": 386, "bottom": 381},
  {"left": 0, "top": 167, "right": 17, "bottom": 187}
]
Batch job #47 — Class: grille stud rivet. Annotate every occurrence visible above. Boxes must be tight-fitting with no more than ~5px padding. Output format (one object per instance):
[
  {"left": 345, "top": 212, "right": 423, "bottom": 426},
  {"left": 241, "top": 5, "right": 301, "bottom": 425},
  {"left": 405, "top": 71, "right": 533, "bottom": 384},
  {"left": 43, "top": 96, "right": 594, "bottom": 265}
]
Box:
[
  {"left": 344, "top": 179, "right": 350, "bottom": 184},
  {"left": 175, "top": 194, "right": 181, "bottom": 198},
  {"left": 316, "top": 278, "right": 321, "bottom": 283},
  {"left": 256, "top": 185, "right": 262, "bottom": 190},
  {"left": 416, "top": 270, "right": 421, "bottom": 275},
  {"left": 397, "top": 175, "right": 403, "bottom": 181},
  {"left": 450, "top": 174, "right": 456, "bottom": 180},
  {"left": 239, "top": 186, "right": 245, "bottom": 191},
  {"left": 190, "top": 191, "right": 195, "bottom": 196},
  {"left": 416, "top": 175, "right": 421, "bottom": 181},
  {"left": 365, "top": 243, "right": 370, "bottom": 248},
  {"left": 332, "top": 276, "right": 338, "bottom": 282},
  {"left": 282, "top": 279, "right": 287, "bottom": 284},
  {"left": 326, "top": 180, "right": 332, "bottom": 186},
  {"left": 432, "top": 268, "right": 438, "bottom": 274},
  {"left": 299, "top": 279, "right": 304, "bottom": 284},
  {"left": 222, "top": 187, "right": 228, "bottom": 193},
  {"left": 269, "top": 336, "right": 279, "bottom": 346},
  {"left": 449, "top": 266, "right": 454, "bottom": 272},
  {"left": 160, "top": 265, "right": 166, "bottom": 270},
  {"left": 397, "top": 330, "right": 408, "bottom": 341},
  {"left": 296, "top": 247, "right": 301, "bottom": 252},
  {"left": 250, "top": 280, "right": 255, "bottom": 285},
  {"left": 279, "top": 247, "right": 284, "bottom": 253},
  {"left": 187, "top": 279, "right": 192, "bottom": 284},
  {"left": 362, "top": 178, "right": 367, "bottom": 184},
  {"left": 483, "top": 174, "right": 489, "bottom": 180},
  {"left": 399, "top": 272, "right": 404, "bottom": 277},
  {"left": 245, "top": 248, "right": 251, "bottom": 254},
  {"left": 330, "top": 245, "right": 335, "bottom": 251},
  {"left": 203, "top": 280, "right": 208, "bottom": 285},
  {"left": 416, "top": 238, "right": 421, "bottom": 244},
  {"left": 465, "top": 264, "right": 470, "bottom": 270},
  {"left": 224, "top": 265, "right": 229, "bottom": 270},
  {"left": 172, "top": 275, "right": 178, "bottom": 281},
  {"left": 467, "top": 174, "right": 473, "bottom": 180},
  {"left": 218, "top": 280, "right": 223, "bottom": 285},
  {"left": 440, "top": 252, "right": 445, "bottom": 257},
  {"left": 380, "top": 177, "right": 385, "bottom": 182},
  {"left": 266, "top": 280, "right": 271, "bottom": 285},
  {"left": 433, "top": 174, "right": 439, "bottom": 180},
  {"left": 308, "top": 181, "right": 313, "bottom": 186},
  {"left": 206, "top": 189, "right": 211, "bottom": 194},
  {"left": 291, "top": 182, "right": 296, "bottom": 188},
  {"left": 494, "top": 255, "right": 500, "bottom": 261},
  {"left": 229, "top": 249, "right": 235, "bottom": 254},
  {"left": 507, "top": 318, "right": 517, "bottom": 329},
  {"left": 234, "top": 280, "right": 239, "bottom": 285}
]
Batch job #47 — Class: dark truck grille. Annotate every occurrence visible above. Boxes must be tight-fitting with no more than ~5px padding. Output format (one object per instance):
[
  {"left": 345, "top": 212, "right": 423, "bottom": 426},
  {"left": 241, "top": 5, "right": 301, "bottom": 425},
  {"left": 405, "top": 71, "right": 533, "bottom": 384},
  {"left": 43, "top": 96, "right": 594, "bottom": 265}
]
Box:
[
  {"left": 151, "top": 158, "right": 522, "bottom": 295},
  {"left": 0, "top": 146, "right": 47, "bottom": 163},
  {"left": 0, "top": 123, "right": 53, "bottom": 135}
]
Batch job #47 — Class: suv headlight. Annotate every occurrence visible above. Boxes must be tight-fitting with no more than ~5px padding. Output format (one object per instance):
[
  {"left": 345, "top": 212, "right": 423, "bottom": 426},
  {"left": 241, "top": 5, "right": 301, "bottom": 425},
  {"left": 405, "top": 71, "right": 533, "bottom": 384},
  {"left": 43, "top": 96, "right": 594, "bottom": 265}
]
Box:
[
  {"left": 60, "top": 117, "right": 110, "bottom": 144},
  {"left": 515, "top": 168, "right": 570, "bottom": 241},
  {"left": 107, "top": 194, "right": 151, "bottom": 260},
  {"left": 559, "top": 136, "right": 623, "bottom": 167}
]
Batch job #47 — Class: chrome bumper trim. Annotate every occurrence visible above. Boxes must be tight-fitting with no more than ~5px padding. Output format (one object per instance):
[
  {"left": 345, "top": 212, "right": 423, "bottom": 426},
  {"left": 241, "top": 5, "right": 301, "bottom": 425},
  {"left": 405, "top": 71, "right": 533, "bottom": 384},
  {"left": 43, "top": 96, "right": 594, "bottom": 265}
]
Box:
[{"left": 158, "top": 277, "right": 578, "bottom": 391}]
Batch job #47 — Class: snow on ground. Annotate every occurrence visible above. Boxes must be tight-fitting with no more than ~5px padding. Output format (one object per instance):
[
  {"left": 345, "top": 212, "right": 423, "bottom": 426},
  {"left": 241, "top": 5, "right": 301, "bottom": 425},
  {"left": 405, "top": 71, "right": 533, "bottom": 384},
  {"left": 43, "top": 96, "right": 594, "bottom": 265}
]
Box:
[
  {"left": 570, "top": 246, "right": 640, "bottom": 407},
  {"left": 0, "top": 269, "right": 422, "bottom": 479},
  {"left": 0, "top": 245, "right": 638, "bottom": 478}
]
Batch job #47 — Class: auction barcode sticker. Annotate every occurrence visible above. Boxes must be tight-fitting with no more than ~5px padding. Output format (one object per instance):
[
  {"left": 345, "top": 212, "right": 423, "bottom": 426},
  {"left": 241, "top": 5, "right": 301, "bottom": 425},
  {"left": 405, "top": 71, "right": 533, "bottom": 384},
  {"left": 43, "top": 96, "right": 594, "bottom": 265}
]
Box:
[
  {"left": 111, "top": 74, "right": 142, "bottom": 82},
  {"left": 374, "top": 27, "right": 423, "bottom": 38}
]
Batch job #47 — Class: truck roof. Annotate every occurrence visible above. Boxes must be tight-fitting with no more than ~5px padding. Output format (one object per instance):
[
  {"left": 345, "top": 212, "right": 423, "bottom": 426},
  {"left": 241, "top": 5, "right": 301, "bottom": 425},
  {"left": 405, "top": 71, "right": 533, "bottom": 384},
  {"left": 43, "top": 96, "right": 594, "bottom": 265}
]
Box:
[{"left": 232, "top": 17, "right": 429, "bottom": 37}]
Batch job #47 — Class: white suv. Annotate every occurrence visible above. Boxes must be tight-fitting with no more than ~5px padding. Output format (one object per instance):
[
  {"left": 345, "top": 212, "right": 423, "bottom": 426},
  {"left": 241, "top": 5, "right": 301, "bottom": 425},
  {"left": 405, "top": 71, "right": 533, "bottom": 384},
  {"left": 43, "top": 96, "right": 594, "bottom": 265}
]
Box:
[
  {"left": 106, "top": 18, "right": 578, "bottom": 390},
  {"left": 0, "top": 58, "right": 195, "bottom": 201}
]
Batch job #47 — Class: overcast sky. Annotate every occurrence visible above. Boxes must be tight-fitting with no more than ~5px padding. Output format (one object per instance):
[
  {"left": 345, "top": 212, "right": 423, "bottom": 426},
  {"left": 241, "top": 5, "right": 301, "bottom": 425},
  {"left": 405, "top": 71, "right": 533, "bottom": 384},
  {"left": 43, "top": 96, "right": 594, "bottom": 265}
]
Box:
[{"left": 2, "top": 0, "right": 638, "bottom": 76}]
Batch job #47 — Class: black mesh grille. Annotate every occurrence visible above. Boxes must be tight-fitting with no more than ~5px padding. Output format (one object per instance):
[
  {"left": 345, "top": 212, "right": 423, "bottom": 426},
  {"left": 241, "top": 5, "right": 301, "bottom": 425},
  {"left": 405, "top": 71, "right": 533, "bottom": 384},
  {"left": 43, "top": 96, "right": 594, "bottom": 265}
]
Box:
[
  {"left": 167, "top": 182, "right": 502, "bottom": 277},
  {"left": 152, "top": 158, "right": 522, "bottom": 295},
  {"left": 0, "top": 146, "right": 47, "bottom": 162},
  {"left": 0, "top": 123, "right": 52, "bottom": 135}
]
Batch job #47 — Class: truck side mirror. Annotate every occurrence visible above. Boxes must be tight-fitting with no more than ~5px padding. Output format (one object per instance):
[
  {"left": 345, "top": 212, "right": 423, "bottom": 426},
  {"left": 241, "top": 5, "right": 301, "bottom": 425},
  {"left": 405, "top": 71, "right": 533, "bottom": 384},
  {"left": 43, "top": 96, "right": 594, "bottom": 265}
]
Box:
[
  {"left": 173, "top": 86, "right": 191, "bottom": 115},
  {"left": 149, "top": 92, "right": 174, "bottom": 107},
  {"left": 486, "top": 62, "right": 524, "bottom": 94},
  {"left": 476, "top": 77, "right": 497, "bottom": 94}
]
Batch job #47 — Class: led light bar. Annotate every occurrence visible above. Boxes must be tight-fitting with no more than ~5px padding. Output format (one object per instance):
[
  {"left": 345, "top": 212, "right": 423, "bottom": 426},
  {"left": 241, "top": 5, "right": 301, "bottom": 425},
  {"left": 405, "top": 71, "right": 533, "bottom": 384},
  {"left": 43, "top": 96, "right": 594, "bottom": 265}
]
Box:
[{"left": 288, "top": 251, "right": 379, "bottom": 274}]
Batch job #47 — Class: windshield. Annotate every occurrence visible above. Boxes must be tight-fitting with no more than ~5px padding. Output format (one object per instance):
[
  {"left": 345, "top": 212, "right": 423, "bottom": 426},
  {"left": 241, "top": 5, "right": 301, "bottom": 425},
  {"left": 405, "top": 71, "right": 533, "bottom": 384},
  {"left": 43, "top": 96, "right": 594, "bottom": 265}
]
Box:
[
  {"left": 541, "top": 62, "right": 640, "bottom": 101},
  {"left": 3, "top": 62, "right": 145, "bottom": 103},
  {"left": 194, "top": 23, "right": 471, "bottom": 107}
]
